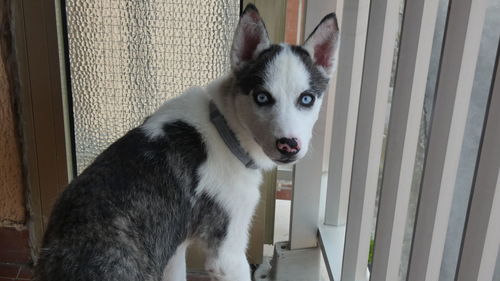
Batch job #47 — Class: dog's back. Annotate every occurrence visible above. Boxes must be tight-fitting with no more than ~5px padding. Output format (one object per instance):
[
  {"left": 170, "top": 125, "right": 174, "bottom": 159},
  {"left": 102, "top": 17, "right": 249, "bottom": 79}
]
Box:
[{"left": 35, "top": 114, "right": 226, "bottom": 281}]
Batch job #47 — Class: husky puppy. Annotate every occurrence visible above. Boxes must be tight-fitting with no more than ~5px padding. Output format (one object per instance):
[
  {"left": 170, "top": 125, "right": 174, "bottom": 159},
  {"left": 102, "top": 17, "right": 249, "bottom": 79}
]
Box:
[{"left": 34, "top": 4, "right": 339, "bottom": 281}]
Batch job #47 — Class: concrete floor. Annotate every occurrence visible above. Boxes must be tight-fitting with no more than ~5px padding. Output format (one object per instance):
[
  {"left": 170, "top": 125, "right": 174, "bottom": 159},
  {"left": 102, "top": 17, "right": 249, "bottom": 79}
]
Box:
[{"left": 263, "top": 200, "right": 291, "bottom": 257}]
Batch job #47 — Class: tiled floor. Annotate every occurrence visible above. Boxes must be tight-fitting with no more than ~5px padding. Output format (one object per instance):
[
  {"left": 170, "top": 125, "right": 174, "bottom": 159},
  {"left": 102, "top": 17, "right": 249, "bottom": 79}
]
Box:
[
  {"left": 0, "top": 228, "right": 30, "bottom": 265},
  {"left": 0, "top": 263, "right": 210, "bottom": 281},
  {"left": 0, "top": 263, "right": 32, "bottom": 281}
]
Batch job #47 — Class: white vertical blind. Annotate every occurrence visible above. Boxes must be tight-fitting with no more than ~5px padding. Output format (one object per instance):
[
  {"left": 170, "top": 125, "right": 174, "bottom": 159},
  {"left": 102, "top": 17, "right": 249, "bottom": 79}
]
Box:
[
  {"left": 407, "top": 0, "right": 488, "bottom": 280},
  {"left": 370, "top": 0, "right": 439, "bottom": 280},
  {"left": 340, "top": 0, "right": 400, "bottom": 280},
  {"left": 455, "top": 45, "right": 500, "bottom": 281},
  {"left": 324, "top": 0, "right": 370, "bottom": 227}
]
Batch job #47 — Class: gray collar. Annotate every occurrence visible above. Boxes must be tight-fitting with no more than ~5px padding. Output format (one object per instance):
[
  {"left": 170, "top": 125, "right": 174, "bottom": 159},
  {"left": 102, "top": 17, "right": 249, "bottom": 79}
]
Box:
[{"left": 209, "top": 101, "right": 258, "bottom": 169}]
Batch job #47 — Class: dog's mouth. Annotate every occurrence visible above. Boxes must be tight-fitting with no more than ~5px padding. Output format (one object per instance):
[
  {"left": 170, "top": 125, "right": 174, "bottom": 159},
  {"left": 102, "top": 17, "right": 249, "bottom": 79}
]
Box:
[
  {"left": 253, "top": 136, "right": 300, "bottom": 165},
  {"left": 274, "top": 157, "right": 298, "bottom": 165}
]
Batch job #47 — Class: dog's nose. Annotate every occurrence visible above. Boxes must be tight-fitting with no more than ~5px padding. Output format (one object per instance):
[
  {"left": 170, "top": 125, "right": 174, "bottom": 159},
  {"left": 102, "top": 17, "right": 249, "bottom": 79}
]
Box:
[{"left": 276, "top": 137, "right": 301, "bottom": 156}]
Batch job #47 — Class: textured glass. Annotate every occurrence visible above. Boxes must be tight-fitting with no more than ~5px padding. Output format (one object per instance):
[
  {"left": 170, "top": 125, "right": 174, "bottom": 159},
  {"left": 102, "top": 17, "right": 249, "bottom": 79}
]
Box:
[{"left": 65, "top": 0, "right": 240, "bottom": 173}]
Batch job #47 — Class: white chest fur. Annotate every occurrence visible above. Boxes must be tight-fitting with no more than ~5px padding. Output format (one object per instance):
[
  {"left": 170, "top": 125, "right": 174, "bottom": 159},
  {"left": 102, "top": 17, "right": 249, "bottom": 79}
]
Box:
[{"left": 197, "top": 157, "right": 262, "bottom": 248}]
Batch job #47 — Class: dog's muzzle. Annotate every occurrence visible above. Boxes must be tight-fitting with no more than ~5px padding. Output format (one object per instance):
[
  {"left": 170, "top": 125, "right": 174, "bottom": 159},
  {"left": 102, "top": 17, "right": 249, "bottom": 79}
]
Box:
[{"left": 276, "top": 137, "right": 301, "bottom": 156}]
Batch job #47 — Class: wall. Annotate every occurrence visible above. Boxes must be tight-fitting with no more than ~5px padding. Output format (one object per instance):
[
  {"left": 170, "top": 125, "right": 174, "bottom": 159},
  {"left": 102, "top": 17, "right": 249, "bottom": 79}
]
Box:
[
  {"left": 0, "top": 0, "right": 25, "bottom": 227},
  {"left": 0, "top": 0, "right": 31, "bottom": 269}
]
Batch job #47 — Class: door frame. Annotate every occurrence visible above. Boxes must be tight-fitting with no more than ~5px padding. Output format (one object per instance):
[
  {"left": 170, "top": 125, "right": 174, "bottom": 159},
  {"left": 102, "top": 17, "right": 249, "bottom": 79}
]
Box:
[{"left": 12, "top": 0, "right": 72, "bottom": 257}]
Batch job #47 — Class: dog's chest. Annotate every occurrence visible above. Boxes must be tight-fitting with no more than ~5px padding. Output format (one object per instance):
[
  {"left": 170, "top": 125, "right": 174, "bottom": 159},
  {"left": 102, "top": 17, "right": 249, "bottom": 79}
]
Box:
[{"left": 196, "top": 159, "right": 262, "bottom": 224}]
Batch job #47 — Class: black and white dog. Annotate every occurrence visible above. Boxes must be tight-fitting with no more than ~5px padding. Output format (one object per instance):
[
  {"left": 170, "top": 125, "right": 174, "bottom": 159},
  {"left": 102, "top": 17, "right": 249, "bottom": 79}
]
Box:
[{"left": 34, "top": 4, "right": 339, "bottom": 281}]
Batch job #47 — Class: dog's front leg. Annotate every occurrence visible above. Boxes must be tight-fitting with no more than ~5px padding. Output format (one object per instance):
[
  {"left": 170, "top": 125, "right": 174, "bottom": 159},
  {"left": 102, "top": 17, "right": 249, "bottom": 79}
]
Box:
[
  {"left": 205, "top": 249, "right": 251, "bottom": 281},
  {"left": 204, "top": 213, "right": 254, "bottom": 281}
]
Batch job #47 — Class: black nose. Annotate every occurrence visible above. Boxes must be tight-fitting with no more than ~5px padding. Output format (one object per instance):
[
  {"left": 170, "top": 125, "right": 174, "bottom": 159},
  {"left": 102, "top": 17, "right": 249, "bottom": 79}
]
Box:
[{"left": 276, "top": 137, "right": 300, "bottom": 156}]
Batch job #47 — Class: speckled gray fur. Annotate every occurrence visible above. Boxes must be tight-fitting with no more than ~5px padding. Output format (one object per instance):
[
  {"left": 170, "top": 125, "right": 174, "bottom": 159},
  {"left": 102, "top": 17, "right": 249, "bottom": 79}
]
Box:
[{"left": 34, "top": 121, "right": 229, "bottom": 281}]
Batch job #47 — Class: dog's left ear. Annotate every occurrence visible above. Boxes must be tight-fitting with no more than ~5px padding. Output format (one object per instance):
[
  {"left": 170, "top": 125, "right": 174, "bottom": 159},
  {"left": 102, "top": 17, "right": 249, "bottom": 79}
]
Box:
[
  {"left": 303, "top": 13, "right": 340, "bottom": 76},
  {"left": 230, "top": 4, "right": 270, "bottom": 71}
]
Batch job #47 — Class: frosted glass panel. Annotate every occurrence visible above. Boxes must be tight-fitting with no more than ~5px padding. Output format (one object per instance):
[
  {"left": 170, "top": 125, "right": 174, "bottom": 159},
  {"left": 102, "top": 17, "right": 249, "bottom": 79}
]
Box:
[{"left": 65, "top": 0, "right": 240, "bottom": 173}]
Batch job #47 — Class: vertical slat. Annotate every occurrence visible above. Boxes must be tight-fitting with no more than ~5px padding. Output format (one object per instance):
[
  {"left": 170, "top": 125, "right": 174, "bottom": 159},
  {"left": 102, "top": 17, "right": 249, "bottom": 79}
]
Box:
[
  {"left": 370, "top": 0, "right": 439, "bottom": 280},
  {"left": 324, "top": 0, "right": 370, "bottom": 227},
  {"left": 340, "top": 0, "right": 400, "bottom": 279},
  {"left": 406, "top": 0, "right": 488, "bottom": 280},
  {"left": 455, "top": 43, "right": 500, "bottom": 281},
  {"left": 289, "top": 0, "right": 337, "bottom": 250}
]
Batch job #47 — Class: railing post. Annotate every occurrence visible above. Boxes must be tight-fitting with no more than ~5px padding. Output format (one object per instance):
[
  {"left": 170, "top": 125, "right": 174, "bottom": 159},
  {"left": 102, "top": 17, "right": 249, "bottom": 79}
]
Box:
[
  {"left": 407, "top": 0, "right": 488, "bottom": 280},
  {"left": 455, "top": 42, "right": 500, "bottom": 281},
  {"left": 340, "top": 0, "right": 400, "bottom": 280},
  {"left": 370, "top": 0, "right": 440, "bottom": 280},
  {"left": 323, "top": 0, "right": 370, "bottom": 227}
]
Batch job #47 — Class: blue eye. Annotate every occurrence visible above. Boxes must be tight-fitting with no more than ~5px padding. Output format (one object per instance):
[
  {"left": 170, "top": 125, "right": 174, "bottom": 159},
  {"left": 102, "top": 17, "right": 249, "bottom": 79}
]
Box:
[
  {"left": 257, "top": 93, "right": 269, "bottom": 103},
  {"left": 298, "top": 93, "right": 315, "bottom": 107},
  {"left": 302, "top": 95, "right": 312, "bottom": 104},
  {"left": 253, "top": 91, "right": 274, "bottom": 106}
]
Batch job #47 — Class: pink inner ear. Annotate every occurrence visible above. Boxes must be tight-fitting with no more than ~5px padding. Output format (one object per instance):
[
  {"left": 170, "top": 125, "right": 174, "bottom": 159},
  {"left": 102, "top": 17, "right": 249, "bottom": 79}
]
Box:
[
  {"left": 247, "top": 9, "right": 261, "bottom": 21},
  {"left": 241, "top": 28, "right": 261, "bottom": 61},
  {"left": 308, "top": 18, "right": 338, "bottom": 69},
  {"left": 314, "top": 40, "right": 333, "bottom": 69}
]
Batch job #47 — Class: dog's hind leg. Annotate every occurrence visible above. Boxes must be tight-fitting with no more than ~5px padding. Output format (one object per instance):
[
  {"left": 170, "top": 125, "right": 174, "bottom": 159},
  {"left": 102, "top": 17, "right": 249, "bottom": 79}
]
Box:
[{"left": 162, "top": 242, "right": 188, "bottom": 281}]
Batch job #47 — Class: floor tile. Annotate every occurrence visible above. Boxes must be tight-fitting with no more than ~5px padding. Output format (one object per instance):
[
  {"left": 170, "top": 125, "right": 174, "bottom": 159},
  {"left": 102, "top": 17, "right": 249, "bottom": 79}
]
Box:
[
  {"left": 17, "top": 265, "right": 32, "bottom": 279},
  {"left": 0, "top": 228, "right": 30, "bottom": 264},
  {"left": 0, "top": 264, "right": 19, "bottom": 279}
]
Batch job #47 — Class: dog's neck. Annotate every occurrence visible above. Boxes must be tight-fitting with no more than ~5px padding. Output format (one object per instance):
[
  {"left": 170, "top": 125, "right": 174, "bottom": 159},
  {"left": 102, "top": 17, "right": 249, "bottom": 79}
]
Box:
[{"left": 207, "top": 74, "right": 275, "bottom": 170}]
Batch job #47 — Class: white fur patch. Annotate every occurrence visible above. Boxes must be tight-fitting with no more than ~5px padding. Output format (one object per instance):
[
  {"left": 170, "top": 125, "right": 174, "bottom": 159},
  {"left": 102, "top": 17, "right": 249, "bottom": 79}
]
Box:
[{"left": 263, "top": 45, "right": 320, "bottom": 147}]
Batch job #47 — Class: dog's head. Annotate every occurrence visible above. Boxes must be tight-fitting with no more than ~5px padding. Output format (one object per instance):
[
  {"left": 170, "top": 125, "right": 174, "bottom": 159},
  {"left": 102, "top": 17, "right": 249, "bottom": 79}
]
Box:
[{"left": 230, "top": 4, "right": 339, "bottom": 165}]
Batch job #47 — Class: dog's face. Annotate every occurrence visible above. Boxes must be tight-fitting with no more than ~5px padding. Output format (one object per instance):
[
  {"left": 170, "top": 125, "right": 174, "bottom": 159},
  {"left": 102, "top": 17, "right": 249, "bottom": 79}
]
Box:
[{"left": 230, "top": 5, "right": 339, "bottom": 165}]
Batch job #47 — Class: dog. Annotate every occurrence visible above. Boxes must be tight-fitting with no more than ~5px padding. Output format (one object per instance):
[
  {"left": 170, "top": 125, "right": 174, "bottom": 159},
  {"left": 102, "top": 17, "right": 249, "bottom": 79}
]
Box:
[{"left": 34, "top": 4, "right": 339, "bottom": 281}]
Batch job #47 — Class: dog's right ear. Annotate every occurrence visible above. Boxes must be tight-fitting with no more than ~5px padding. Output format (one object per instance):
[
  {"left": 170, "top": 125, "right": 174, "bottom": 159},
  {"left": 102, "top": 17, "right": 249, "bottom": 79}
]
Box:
[
  {"left": 230, "top": 4, "right": 270, "bottom": 71},
  {"left": 303, "top": 13, "right": 340, "bottom": 77}
]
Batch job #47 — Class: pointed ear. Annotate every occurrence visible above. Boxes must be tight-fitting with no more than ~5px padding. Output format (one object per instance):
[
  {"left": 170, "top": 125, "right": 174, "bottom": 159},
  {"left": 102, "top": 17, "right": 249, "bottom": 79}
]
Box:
[
  {"left": 303, "top": 13, "right": 340, "bottom": 76},
  {"left": 230, "top": 4, "right": 270, "bottom": 71}
]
